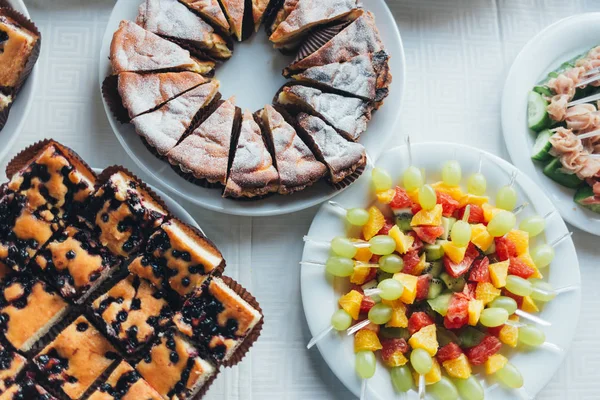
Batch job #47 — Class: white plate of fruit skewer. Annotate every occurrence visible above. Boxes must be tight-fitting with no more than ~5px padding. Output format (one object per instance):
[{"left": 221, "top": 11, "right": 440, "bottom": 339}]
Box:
[
  {"left": 300, "top": 142, "right": 580, "bottom": 400},
  {"left": 501, "top": 13, "right": 600, "bottom": 235}
]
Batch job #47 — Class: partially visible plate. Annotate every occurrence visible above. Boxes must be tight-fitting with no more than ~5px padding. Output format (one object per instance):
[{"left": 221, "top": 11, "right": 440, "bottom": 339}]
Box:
[
  {"left": 98, "top": 0, "right": 405, "bottom": 216},
  {"left": 501, "top": 13, "right": 600, "bottom": 235},
  {"left": 0, "top": 0, "right": 39, "bottom": 163},
  {"left": 301, "top": 143, "right": 581, "bottom": 399}
]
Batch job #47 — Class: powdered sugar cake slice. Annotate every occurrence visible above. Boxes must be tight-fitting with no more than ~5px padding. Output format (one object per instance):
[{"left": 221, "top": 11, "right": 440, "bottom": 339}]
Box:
[
  {"left": 137, "top": 0, "right": 231, "bottom": 59},
  {"left": 131, "top": 80, "right": 220, "bottom": 155},
  {"left": 167, "top": 96, "right": 239, "bottom": 185},
  {"left": 269, "top": 0, "right": 361, "bottom": 45},
  {"left": 223, "top": 110, "right": 280, "bottom": 198},
  {"left": 221, "top": 0, "right": 245, "bottom": 41},
  {"left": 179, "top": 0, "right": 230, "bottom": 32},
  {"left": 295, "top": 112, "right": 365, "bottom": 184},
  {"left": 252, "top": 0, "right": 272, "bottom": 31},
  {"left": 259, "top": 105, "right": 326, "bottom": 194},
  {"left": 277, "top": 84, "right": 372, "bottom": 141},
  {"left": 268, "top": 0, "right": 299, "bottom": 36},
  {"left": 118, "top": 71, "right": 208, "bottom": 119}
]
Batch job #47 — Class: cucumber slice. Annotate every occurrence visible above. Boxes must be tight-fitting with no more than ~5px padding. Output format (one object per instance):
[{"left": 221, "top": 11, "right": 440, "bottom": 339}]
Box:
[
  {"left": 423, "top": 260, "right": 444, "bottom": 277},
  {"left": 458, "top": 327, "right": 487, "bottom": 348},
  {"left": 427, "top": 292, "right": 453, "bottom": 317},
  {"left": 380, "top": 327, "right": 410, "bottom": 340},
  {"left": 543, "top": 158, "right": 584, "bottom": 189},
  {"left": 533, "top": 85, "right": 553, "bottom": 97},
  {"left": 574, "top": 185, "right": 600, "bottom": 213},
  {"left": 394, "top": 208, "right": 413, "bottom": 231},
  {"left": 440, "top": 272, "right": 466, "bottom": 292},
  {"left": 531, "top": 129, "right": 554, "bottom": 161},
  {"left": 440, "top": 217, "right": 455, "bottom": 240},
  {"left": 427, "top": 278, "right": 445, "bottom": 299},
  {"left": 528, "top": 91, "right": 551, "bottom": 132},
  {"left": 424, "top": 243, "right": 445, "bottom": 261}
]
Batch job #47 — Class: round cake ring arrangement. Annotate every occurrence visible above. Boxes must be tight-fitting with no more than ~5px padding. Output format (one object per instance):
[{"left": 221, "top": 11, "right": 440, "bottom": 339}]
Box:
[
  {"left": 0, "top": 139, "right": 263, "bottom": 399},
  {"left": 100, "top": 0, "right": 402, "bottom": 215}
]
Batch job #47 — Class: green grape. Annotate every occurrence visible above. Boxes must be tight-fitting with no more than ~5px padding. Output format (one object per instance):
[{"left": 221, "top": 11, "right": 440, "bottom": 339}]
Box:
[
  {"left": 372, "top": 167, "right": 393, "bottom": 191},
  {"left": 519, "top": 215, "right": 546, "bottom": 237},
  {"left": 479, "top": 307, "right": 509, "bottom": 327},
  {"left": 369, "top": 235, "right": 396, "bottom": 255},
  {"left": 489, "top": 296, "right": 518, "bottom": 315},
  {"left": 346, "top": 208, "right": 370, "bottom": 226},
  {"left": 418, "top": 184, "right": 437, "bottom": 210},
  {"left": 379, "top": 254, "right": 404, "bottom": 273},
  {"left": 368, "top": 303, "right": 393, "bottom": 325},
  {"left": 442, "top": 160, "right": 462, "bottom": 186},
  {"left": 450, "top": 220, "right": 472, "bottom": 247},
  {"left": 390, "top": 365, "right": 413, "bottom": 392},
  {"left": 325, "top": 256, "right": 355, "bottom": 277},
  {"left": 518, "top": 325, "right": 546, "bottom": 347},
  {"left": 496, "top": 186, "right": 518, "bottom": 211},
  {"left": 487, "top": 210, "right": 516, "bottom": 237},
  {"left": 355, "top": 351, "right": 376, "bottom": 379},
  {"left": 454, "top": 376, "right": 484, "bottom": 400},
  {"left": 530, "top": 280, "right": 556, "bottom": 302},
  {"left": 410, "top": 348, "right": 433, "bottom": 375},
  {"left": 330, "top": 236, "right": 357, "bottom": 258},
  {"left": 495, "top": 363, "right": 524, "bottom": 389},
  {"left": 467, "top": 172, "right": 487, "bottom": 195},
  {"left": 531, "top": 244, "right": 554, "bottom": 268},
  {"left": 429, "top": 376, "right": 459, "bottom": 400},
  {"left": 505, "top": 275, "right": 533, "bottom": 296},
  {"left": 378, "top": 279, "right": 404, "bottom": 301},
  {"left": 331, "top": 309, "right": 353, "bottom": 331},
  {"left": 403, "top": 166, "right": 424, "bottom": 191}
]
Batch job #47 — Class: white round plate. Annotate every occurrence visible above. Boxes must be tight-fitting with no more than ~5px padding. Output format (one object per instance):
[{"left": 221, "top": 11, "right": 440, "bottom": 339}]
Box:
[
  {"left": 99, "top": 0, "right": 405, "bottom": 216},
  {"left": 301, "top": 143, "right": 581, "bottom": 400},
  {"left": 0, "top": 0, "right": 39, "bottom": 163},
  {"left": 501, "top": 13, "right": 600, "bottom": 235}
]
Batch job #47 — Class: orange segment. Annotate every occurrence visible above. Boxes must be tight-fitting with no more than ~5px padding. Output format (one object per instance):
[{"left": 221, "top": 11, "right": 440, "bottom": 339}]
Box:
[{"left": 362, "top": 206, "right": 385, "bottom": 240}]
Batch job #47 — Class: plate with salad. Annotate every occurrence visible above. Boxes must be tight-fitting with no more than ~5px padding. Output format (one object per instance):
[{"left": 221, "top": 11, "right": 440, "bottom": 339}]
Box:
[
  {"left": 300, "top": 142, "right": 580, "bottom": 400},
  {"left": 502, "top": 13, "right": 600, "bottom": 235}
]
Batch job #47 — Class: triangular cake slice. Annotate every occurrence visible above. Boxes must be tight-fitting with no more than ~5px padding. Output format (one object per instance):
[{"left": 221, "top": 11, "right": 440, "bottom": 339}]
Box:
[
  {"left": 131, "top": 80, "right": 220, "bottom": 155},
  {"left": 168, "top": 96, "right": 240, "bottom": 185},
  {"left": 179, "top": 0, "right": 231, "bottom": 32},
  {"left": 259, "top": 105, "right": 326, "bottom": 194},
  {"left": 269, "top": 0, "right": 361, "bottom": 46},
  {"left": 223, "top": 110, "right": 280, "bottom": 198},
  {"left": 295, "top": 112, "right": 365, "bottom": 184},
  {"left": 284, "top": 11, "right": 383, "bottom": 75},
  {"left": 252, "top": 0, "right": 272, "bottom": 31},
  {"left": 221, "top": 0, "right": 245, "bottom": 41},
  {"left": 268, "top": 0, "right": 299, "bottom": 35},
  {"left": 110, "top": 20, "right": 214, "bottom": 75},
  {"left": 137, "top": 0, "right": 232, "bottom": 59},
  {"left": 118, "top": 71, "right": 208, "bottom": 119},
  {"left": 291, "top": 51, "right": 391, "bottom": 105},
  {"left": 277, "top": 84, "right": 372, "bottom": 141}
]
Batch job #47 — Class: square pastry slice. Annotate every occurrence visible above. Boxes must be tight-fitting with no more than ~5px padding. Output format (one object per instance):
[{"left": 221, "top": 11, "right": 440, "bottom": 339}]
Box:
[
  {"left": 91, "top": 274, "right": 172, "bottom": 354},
  {"left": 0, "top": 380, "right": 57, "bottom": 400},
  {"left": 88, "top": 360, "right": 162, "bottom": 400},
  {"left": 0, "top": 275, "right": 69, "bottom": 351},
  {"left": 33, "top": 316, "right": 118, "bottom": 400},
  {"left": 88, "top": 171, "right": 168, "bottom": 257},
  {"left": 174, "top": 277, "right": 262, "bottom": 363},
  {"left": 33, "top": 226, "right": 121, "bottom": 303},
  {"left": 128, "top": 219, "right": 224, "bottom": 298},
  {"left": 0, "top": 13, "right": 39, "bottom": 88},
  {"left": 136, "top": 330, "right": 216, "bottom": 400},
  {"left": 0, "top": 344, "right": 26, "bottom": 393}
]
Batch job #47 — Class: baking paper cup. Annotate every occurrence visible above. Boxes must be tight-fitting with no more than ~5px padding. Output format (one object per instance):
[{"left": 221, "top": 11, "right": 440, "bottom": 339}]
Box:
[{"left": 101, "top": 75, "right": 131, "bottom": 124}]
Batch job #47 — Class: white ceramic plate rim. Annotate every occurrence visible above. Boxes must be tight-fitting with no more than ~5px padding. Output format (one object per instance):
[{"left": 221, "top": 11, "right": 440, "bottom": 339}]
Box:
[
  {"left": 301, "top": 142, "right": 581, "bottom": 400},
  {"left": 0, "top": 0, "right": 39, "bottom": 164},
  {"left": 501, "top": 13, "right": 600, "bottom": 235},
  {"left": 98, "top": 0, "right": 406, "bottom": 216}
]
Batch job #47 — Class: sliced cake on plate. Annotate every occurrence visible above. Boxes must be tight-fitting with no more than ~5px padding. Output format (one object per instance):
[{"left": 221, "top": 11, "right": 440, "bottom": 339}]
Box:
[{"left": 179, "top": 0, "right": 230, "bottom": 32}]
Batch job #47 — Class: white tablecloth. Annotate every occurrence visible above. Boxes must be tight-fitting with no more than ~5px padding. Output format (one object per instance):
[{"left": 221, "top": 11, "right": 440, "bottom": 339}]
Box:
[{"left": 3, "top": 1, "right": 599, "bottom": 398}]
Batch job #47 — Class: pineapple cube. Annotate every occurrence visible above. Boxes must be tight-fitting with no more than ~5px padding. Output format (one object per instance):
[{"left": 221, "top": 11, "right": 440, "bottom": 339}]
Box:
[
  {"left": 362, "top": 206, "right": 385, "bottom": 241},
  {"left": 471, "top": 223, "right": 494, "bottom": 251},
  {"left": 475, "top": 282, "right": 501, "bottom": 305},
  {"left": 389, "top": 225, "right": 414, "bottom": 255},
  {"left": 499, "top": 316, "right": 519, "bottom": 348},
  {"left": 350, "top": 265, "right": 372, "bottom": 285},
  {"left": 351, "top": 239, "right": 373, "bottom": 262},
  {"left": 431, "top": 182, "right": 465, "bottom": 201},
  {"left": 383, "top": 299, "right": 408, "bottom": 328},
  {"left": 489, "top": 260, "right": 510, "bottom": 288},
  {"left": 408, "top": 324, "right": 438, "bottom": 356},
  {"left": 468, "top": 299, "right": 484, "bottom": 326},
  {"left": 441, "top": 241, "right": 467, "bottom": 264},
  {"left": 482, "top": 203, "right": 502, "bottom": 223},
  {"left": 393, "top": 273, "right": 418, "bottom": 304},
  {"left": 376, "top": 189, "right": 396, "bottom": 204},
  {"left": 442, "top": 353, "right": 472, "bottom": 379},
  {"left": 407, "top": 189, "right": 420, "bottom": 203},
  {"left": 411, "top": 204, "right": 443, "bottom": 227},
  {"left": 413, "top": 358, "right": 442, "bottom": 385},
  {"left": 338, "top": 290, "right": 363, "bottom": 320},
  {"left": 518, "top": 253, "right": 543, "bottom": 279},
  {"left": 521, "top": 295, "right": 539, "bottom": 313},
  {"left": 485, "top": 353, "right": 508, "bottom": 375},
  {"left": 458, "top": 194, "right": 489, "bottom": 208},
  {"left": 354, "top": 330, "right": 382, "bottom": 353},
  {"left": 506, "top": 230, "right": 529, "bottom": 255}
]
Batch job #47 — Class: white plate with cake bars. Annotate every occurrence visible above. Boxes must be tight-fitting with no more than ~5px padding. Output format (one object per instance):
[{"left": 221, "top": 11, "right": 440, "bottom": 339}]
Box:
[
  {"left": 0, "top": 0, "right": 39, "bottom": 164},
  {"left": 301, "top": 143, "right": 580, "bottom": 400},
  {"left": 99, "top": 0, "right": 405, "bottom": 216}
]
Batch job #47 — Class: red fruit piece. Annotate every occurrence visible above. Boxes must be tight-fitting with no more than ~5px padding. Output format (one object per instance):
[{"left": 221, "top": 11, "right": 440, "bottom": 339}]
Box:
[
  {"left": 406, "top": 231, "right": 424, "bottom": 253},
  {"left": 437, "top": 192, "right": 459, "bottom": 217},
  {"left": 412, "top": 226, "right": 445, "bottom": 245},
  {"left": 416, "top": 274, "right": 431, "bottom": 301},
  {"left": 444, "top": 293, "right": 469, "bottom": 330},
  {"left": 370, "top": 255, "right": 381, "bottom": 264},
  {"left": 444, "top": 255, "right": 474, "bottom": 278},
  {"left": 457, "top": 204, "right": 484, "bottom": 224},
  {"left": 402, "top": 250, "right": 421, "bottom": 275},
  {"left": 495, "top": 237, "right": 517, "bottom": 261},
  {"left": 466, "top": 242, "right": 481, "bottom": 260},
  {"left": 464, "top": 336, "right": 502, "bottom": 365},
  {"left": 360, "top": 296, "right": 376, "bottom": 314},
  {"left": 364, "top": 267, "right": 378, "bottom": 283},
  {"left": 390, "top": 186, "right": 413, "bottom": 209},
  {"left": 411, "top": 202, "right": 422, "bottom": 215},
  {"left": 437, "top": 342, "right": 463, "bottom": 363},
  {"left": 462, "top": 282, "right": 477, "bottom": 299},
  {"left": 508, "top": 257, "right": 535, "bottom": 279},
  {"left": 381, "top": 338, "right": 409, "bottom": 358},
  {"left": 408, "top": 312, "right": 434, "bottom": 336},
  {"left": 469, "top": 257, "right": 490, "bottom": 283},
  {"left": 378, "top": 219, "right": 396, "bottom": 235}
]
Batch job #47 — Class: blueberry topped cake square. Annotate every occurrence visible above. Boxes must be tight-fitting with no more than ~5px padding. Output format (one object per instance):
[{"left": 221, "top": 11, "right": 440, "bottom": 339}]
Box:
[
  {"left": 0, "top": 274, "right": 68, "bottom": 352},
  {"left": 0, "top": 13, "right": 39, "bottom": 88},
  {"left": 0, "top": 380, "right": 56, "bottom": 400},
  {"left": 91, "top": 274, "right": 172, "bottom": 354},
  {"left": 33, "top": 226, "right": 121, "bottom": 303},
  {"left": 0, "top": 344, "right": 26, "bottom": 393},
  {"left": 174, "top": 277, "right": 261, "bottom": 363},
  {"left": 89, "top": 171, "right": 168, "bottom": 257},
  {"left": 33, "top": 315, "right": 118, "bottom": 400},
  {"left": 87, "top": 360, "right": 162, "bottom": 400},
  {"left": 128, "top": 219, "right": 224, "bottom": 297}
]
